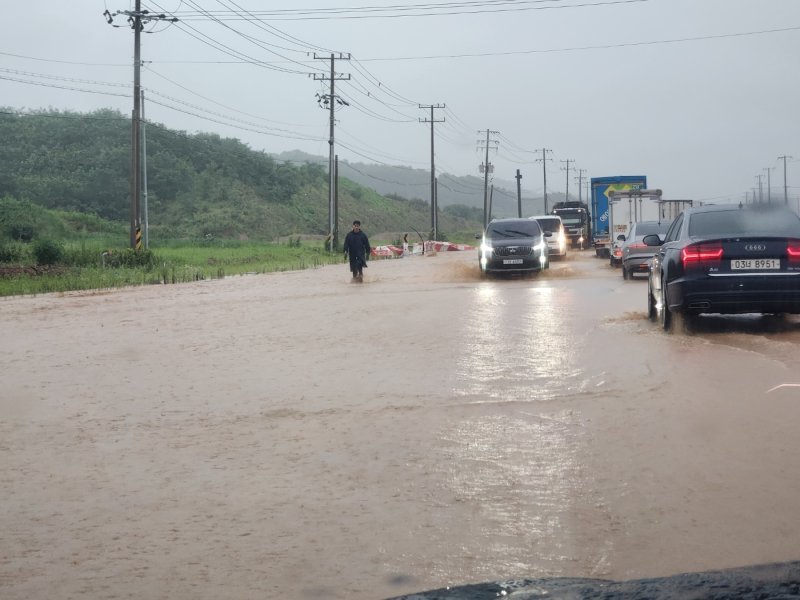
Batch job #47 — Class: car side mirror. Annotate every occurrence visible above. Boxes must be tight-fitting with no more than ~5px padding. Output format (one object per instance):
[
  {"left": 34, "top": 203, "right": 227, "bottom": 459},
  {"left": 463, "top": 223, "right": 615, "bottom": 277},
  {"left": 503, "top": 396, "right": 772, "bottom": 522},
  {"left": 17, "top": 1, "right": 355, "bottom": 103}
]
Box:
[
  {"left": 544, "top": 231, "right": 553, "bottom": 237},
  {"left": 617, "top": 234, "right": 626, "bottom": 241},
  {"left": 642, "top": 234, "right": 663, "bottom": 246},
  {"left": 475, "top": 233, "right": 482, "bottom": 240}
]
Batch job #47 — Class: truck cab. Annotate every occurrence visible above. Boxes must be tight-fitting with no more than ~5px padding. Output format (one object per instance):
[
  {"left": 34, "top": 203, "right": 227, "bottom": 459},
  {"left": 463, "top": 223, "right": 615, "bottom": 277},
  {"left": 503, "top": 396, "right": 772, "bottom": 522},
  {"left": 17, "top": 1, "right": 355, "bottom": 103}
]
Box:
[{"left": 551, "top": 201, "right": 590, "bottom": 250}]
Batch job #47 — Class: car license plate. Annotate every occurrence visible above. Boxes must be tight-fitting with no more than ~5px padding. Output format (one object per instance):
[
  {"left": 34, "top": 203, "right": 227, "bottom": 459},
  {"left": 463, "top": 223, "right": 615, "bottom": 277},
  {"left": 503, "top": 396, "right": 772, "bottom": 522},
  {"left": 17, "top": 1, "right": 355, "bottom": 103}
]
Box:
[
  {"left": 730, "top": 258, "right": 780, "bottom": 270},
  {"left": 503, "top": 258, "right": 523, "bottom": 265}
]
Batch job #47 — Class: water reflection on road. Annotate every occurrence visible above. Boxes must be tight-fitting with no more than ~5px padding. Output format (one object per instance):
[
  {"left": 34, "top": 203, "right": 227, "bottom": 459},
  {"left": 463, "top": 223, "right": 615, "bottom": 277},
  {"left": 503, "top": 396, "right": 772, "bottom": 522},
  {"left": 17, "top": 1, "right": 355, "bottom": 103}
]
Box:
[
  {"left": 456, "top": 281, "right": 579, "bottom": 403},
  {"left": 438, "top": 276, "right": 594, "bottom": 577}
]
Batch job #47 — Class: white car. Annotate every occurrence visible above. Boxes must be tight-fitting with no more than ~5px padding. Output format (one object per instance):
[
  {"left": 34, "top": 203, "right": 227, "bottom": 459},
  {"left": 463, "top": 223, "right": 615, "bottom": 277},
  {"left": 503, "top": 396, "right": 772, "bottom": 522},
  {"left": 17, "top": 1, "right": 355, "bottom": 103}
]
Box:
[{"left": 530, "top": 215, "right": 567, "bottom": 259}]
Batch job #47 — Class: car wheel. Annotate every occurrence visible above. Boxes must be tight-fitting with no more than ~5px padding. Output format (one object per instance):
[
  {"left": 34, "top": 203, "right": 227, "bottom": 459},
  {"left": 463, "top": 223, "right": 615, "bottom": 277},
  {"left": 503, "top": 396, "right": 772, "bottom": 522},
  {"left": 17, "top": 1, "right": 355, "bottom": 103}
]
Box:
[
  {"left": 647, "top": 276, "right": 657, "bottom": 321},
  {"left": 658, "top": 276, "right": 672, "bottom": 331},
  {"left": 622, "top": 266, "right": 629, "bottom": 280}
]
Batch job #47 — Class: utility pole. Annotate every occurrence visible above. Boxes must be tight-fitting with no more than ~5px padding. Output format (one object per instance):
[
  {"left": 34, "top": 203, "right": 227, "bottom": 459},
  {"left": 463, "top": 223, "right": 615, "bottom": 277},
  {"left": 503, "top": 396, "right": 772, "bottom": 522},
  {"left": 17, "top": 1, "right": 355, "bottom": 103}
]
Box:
[
  {"left": 584, "top": 179, "right": 590, "bottom": 211},
  {"left": 515, "top": 169, "right": 523, "bottom": 218},
  {"left": 104, "top": 3, "right": 176, "bottom": 249},
  {"left": 561, "top": 159, "right": 574, "bottom": 204},
  {"left": 575, "top": 168, "right": 587, "bottom": 203},
  {"left": 755, "top": 174, "right": 764, "bottom": 203},
  {"left": 488, "top": 184, "right": 494, "bottom": 223},
  {"left": 764, "top": 167, "right": 775, "bottom": 204},
  {"left": 314, "top": 53, "right": 351, "bottom": 251},
  {"left": 477, "top": 130, "right": 499, "bottom": 228},
  {"left": 535, "top": 148, "right": 553, "bottom": 213},
  {"left": 141, "top": 90, "right": 149, "bottom": 249},
  {"left": 779, "top": 155, "right": 792, "bottom": 205},
  {"left": 420, "top": 103, "right": 445, "bottom": 240}
]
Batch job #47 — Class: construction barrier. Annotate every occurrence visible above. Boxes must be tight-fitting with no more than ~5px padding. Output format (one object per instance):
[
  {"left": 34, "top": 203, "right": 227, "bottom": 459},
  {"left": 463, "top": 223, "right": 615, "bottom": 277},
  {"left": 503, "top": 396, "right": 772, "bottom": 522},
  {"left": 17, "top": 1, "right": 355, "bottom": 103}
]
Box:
[{"left": 370, "top": 241, "right": 475, "bottom": 258}]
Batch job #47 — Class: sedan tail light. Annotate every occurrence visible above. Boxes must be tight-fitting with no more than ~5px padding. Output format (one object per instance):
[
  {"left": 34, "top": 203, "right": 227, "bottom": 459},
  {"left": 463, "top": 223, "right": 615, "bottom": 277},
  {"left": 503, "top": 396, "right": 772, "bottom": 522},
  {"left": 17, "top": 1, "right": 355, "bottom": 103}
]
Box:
[
  {"left": 681, "top": 243, "right": 723, "bottom": 268},
  {"left": 788, "top": 240, "right": 800, "bottom": 262},
  {"left": 626, "top": 243, "right": 647, "bottom": 250}
]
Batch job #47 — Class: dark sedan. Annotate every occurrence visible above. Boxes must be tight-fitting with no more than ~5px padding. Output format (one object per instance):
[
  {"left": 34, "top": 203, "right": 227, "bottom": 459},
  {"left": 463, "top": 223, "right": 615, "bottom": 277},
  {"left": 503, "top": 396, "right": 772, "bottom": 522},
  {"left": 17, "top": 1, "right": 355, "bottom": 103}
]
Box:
[
  {"left": 645, "top": 203, "right": 800, "bottom": 330},
  {"left": 621, "top": 220, "right": 671, "bottom": 280}
]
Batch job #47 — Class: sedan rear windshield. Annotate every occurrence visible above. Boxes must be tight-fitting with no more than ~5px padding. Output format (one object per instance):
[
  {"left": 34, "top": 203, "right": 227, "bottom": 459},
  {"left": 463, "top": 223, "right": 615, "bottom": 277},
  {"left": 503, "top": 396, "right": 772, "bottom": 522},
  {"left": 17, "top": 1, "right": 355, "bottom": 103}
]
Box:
[
  {"left": 487, "top": 221, "right": 541, "bottom": 238},
  {"left": 688, "top": 209, "right": 800, "bottom": 237},
  {"left": 634, "top": 222, "right": 670, "bottom": 236}
]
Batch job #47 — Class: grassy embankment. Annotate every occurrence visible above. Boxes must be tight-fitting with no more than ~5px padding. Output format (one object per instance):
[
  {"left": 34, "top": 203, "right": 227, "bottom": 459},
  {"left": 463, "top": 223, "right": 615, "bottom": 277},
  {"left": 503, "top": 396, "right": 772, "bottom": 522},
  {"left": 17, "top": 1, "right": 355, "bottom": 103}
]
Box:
[{"left": 0, "top": 237, "right": 348, "bottom": 298}]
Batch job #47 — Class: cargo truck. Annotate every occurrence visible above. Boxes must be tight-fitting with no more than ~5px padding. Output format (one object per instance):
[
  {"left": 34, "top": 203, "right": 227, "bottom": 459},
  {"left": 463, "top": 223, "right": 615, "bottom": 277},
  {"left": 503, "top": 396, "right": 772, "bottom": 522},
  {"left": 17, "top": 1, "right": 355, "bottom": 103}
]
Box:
[
  {"left": 607, "top": 188, "right": 663, "bottom": 267},
  {"left": 590, "top": 175, "right": 647, "bottom": 257},
  {"left": 551, "top": 201, "right": 591, "bottom": 249}
]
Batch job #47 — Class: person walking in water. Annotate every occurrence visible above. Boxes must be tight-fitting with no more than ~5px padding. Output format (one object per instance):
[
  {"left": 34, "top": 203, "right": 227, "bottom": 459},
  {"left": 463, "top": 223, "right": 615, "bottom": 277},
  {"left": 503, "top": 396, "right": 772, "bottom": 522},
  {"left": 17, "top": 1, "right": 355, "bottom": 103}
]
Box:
[{"left": 343, "top": 220, "right": 371, "bottom": 281}]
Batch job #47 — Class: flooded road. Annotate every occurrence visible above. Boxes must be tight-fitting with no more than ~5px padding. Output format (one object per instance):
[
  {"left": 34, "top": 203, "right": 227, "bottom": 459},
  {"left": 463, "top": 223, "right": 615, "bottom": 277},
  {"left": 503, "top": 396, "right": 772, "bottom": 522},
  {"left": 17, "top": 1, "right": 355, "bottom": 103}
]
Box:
[{"left": 2, "top": 249, "right": 800, "bottom": 599}]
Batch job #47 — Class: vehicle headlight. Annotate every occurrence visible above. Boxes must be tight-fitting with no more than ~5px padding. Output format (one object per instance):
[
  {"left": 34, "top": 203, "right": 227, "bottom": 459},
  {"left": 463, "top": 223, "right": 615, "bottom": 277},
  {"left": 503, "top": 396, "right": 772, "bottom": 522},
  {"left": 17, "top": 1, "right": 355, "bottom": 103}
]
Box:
[
  {"left": 533, "top": 239, "right": 547, "bottom": 252},
  {"left": 480, "top": 241, "right": 493, "bottom": 254}
]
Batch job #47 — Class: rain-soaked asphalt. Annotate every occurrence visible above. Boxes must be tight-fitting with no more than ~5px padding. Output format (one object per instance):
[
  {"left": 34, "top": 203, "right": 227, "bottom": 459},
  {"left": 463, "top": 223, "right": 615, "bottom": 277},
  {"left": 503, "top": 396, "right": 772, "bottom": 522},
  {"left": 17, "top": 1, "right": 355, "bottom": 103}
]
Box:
[{"left": 2, "top": 248, "right": 800, "bottom": 600}]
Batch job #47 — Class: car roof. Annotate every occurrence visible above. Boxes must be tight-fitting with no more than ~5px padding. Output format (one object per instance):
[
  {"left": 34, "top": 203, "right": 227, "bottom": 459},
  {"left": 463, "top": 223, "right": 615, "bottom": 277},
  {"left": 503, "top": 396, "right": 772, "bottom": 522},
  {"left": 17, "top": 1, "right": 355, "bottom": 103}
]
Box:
[
  {"left": 489, "top": 217, "right": 535, "bottom": 224},
  {"left": 682, "top": 203, "right": 796, "bottom": 215},
  {"left": 529, "top": 215, "right": 562, "bottom": 221}
]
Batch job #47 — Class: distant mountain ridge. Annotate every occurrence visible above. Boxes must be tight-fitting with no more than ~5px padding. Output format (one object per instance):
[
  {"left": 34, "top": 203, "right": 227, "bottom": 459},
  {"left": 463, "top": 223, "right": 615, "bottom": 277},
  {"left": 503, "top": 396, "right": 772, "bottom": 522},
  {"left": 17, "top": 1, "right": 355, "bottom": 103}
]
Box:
[{"left": 272, "top": 150, "right": 564, "bottom": 218}]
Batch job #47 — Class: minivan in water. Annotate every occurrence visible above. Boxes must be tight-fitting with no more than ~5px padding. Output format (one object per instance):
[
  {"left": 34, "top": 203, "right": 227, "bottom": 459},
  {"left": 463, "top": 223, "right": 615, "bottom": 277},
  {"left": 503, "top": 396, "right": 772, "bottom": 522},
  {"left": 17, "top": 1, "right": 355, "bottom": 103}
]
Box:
[
  {"left": 478, "top": 218, "right": 549, "bottom": 276},
  {"left": 530, "top": 214, "right": 567, "bottom": 259}
]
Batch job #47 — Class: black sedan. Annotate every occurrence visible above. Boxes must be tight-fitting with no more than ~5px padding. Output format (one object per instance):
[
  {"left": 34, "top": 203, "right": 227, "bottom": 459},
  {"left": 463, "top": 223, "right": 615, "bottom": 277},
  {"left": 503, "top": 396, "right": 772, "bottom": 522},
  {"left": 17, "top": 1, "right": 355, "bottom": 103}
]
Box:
[{"left": 644, "top": 203, "right": 800, "bottom": 330}]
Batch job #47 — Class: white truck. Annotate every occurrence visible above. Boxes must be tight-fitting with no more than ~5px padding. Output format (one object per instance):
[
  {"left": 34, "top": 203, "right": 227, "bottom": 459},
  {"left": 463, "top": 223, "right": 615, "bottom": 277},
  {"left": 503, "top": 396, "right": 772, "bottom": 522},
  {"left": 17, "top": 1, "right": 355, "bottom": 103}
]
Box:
[{"left": 607, "top": 188, "right": 663, "bottom": 267}]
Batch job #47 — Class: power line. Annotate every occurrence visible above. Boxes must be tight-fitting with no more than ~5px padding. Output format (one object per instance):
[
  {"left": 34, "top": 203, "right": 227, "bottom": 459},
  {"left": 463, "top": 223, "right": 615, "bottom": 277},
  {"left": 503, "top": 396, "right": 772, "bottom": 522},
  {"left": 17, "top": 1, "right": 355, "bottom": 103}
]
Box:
[
  {"left": 358, "top": 25, "right": 800, "bottom": 61},
  {"left": 165, "top": 0, "right": 649, "bottom": 21}
]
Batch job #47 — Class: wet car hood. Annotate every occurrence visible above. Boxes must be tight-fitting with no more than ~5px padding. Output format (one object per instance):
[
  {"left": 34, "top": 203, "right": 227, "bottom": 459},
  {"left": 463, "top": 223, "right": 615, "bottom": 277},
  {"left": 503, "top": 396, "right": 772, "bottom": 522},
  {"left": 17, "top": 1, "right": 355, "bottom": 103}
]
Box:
[{"left": 384, "top": 560, "right": 800, "bottom": 599}]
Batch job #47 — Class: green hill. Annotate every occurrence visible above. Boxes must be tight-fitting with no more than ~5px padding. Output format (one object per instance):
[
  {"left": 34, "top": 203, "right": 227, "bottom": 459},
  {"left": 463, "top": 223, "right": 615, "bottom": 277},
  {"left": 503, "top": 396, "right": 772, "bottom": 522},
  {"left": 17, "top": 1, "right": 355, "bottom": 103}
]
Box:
[{"left": 0, "top": 108, "right": 484, "bottom": 244}]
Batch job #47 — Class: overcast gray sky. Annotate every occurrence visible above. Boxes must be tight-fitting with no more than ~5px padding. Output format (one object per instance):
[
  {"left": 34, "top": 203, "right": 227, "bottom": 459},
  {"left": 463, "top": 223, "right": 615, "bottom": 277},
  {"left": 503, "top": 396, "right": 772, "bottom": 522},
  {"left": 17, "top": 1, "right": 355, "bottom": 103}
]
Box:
[{"left": 3, "top": 0, "right": 800, "bottom": 206}]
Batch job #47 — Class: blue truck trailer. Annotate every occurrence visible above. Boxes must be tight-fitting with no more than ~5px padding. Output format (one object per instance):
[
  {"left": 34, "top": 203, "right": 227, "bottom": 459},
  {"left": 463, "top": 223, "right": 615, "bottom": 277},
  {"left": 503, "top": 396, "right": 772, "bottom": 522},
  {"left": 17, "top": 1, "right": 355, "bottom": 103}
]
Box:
[{"left": 590, "top": 175, "right": 647, "bottom": 257}]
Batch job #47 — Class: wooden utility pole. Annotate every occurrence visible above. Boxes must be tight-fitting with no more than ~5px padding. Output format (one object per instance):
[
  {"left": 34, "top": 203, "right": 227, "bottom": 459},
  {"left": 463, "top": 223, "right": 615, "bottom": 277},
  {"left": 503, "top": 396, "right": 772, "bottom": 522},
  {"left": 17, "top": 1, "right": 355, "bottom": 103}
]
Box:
[{"left": 419, "top": 103, "right": 445, "bottom": 240}]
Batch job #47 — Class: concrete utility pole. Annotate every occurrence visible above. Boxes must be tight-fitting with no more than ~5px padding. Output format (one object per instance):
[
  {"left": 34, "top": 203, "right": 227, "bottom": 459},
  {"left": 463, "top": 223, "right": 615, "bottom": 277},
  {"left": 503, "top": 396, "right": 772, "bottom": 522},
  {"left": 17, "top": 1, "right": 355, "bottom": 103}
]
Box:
[
  {"left": 764, "top": 167, "right": 775, "bottom": 204},
  {"left": 779, "top": 155, "right": 792, "bottom": 205},
  {"left": 585, "top": 179, "right": 590, "bottom": 209},
  {"left": 141, "top": 90, "right": 149, "bottom": 249},
  {"left": 575, "top": 168, "right": 587, "bottom": 203},
  {"left": 314, "top": 53, "right": 351, "bottom": 251},
  {"left": 515, "top": 169, "right": 523, "bottom": 218},
  {"left": 477, "top": 130, "right": 499, "bottom": 228},
  {"left": 104, "top": 2, "right": 177, "bottom": 249},
  {"left": 561, "top": 159, "right": 574, "bottom": 203},
  {"left": 420, "top": 103, "right": 445, "bottom": 240},
  {"left": 535, "top": 148, "right": 553, "bottom": 213},
  {"left": 755, "top": 174, "right": 764, "bottom": 203}
]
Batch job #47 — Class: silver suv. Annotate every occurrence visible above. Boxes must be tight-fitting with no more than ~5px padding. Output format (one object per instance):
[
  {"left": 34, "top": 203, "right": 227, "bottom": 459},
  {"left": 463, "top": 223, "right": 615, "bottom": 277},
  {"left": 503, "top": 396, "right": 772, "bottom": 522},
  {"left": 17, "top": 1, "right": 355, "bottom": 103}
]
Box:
[{"left": 530, "top": 215, "right": 567, "bottom": 259}]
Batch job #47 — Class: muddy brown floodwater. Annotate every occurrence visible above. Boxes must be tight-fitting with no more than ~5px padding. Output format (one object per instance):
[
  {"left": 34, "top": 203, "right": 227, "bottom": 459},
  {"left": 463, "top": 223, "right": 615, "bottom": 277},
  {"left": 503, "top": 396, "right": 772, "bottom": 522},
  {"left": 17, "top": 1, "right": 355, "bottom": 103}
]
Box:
[{"left": 2, "top": 249, "right": 800, "bottom": 600}]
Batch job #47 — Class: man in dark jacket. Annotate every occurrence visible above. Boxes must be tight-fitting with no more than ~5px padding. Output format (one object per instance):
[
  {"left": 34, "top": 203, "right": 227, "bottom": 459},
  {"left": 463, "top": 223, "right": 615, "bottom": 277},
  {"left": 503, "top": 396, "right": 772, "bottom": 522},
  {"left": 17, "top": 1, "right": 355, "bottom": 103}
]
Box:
[{"left": 343, "top": 220, "right": 371, "bottom": 281}]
